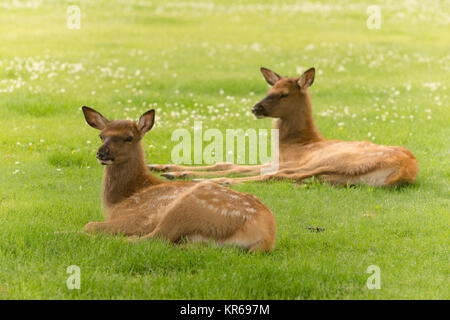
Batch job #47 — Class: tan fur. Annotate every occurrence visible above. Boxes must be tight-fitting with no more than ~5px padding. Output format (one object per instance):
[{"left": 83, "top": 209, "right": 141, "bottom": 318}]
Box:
[
  {"left": 81, "top": 106, "right": 276, "bottom": 252},
  {"left": 151, "top": 67, "right": 418, "bottom": 187}
]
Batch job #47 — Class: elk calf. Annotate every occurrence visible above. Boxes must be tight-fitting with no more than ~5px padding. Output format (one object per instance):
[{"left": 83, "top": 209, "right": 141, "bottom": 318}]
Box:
[
  {"left": 153, "top": 67, "right": 418, "bottom": 187},
  {"left": 81, "top": 106, "right": 276, "bottom": 252}
]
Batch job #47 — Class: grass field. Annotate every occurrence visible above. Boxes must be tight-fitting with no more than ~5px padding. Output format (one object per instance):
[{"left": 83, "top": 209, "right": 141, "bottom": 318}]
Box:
[{"left": 0, "top": 0, "right": 449, "bottom": 299}]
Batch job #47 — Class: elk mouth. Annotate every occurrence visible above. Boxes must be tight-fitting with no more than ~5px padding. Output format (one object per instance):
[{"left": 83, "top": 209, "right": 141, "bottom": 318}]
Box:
[{"left": 96, "top": 157, "right": 114, "bottom": 165}]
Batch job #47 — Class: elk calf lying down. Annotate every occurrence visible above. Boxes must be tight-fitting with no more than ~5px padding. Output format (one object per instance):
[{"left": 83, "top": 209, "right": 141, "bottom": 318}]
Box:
[
  {"left": 81, "top": 107, "right": 276, "bottom": 252},
  {"left": 151, "top": 67, "right": 418, "bottom": 187}
]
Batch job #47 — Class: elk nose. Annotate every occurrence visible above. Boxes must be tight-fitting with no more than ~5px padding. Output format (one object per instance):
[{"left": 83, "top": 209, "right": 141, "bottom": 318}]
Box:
[
  {"left": 252, "top": 103, "right": 265, "bottom": 114},
  {"left": 96, "top": 147, "right": 110, "bottom": 160}
]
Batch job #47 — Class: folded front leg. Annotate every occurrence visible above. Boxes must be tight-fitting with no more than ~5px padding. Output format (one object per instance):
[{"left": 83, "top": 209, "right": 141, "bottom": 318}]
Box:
[
  {"left": 201, "top": 166, "right": 336, "bottom": 185},
  {"left": 84, "top": 214, "right": 155, "bottom": 236},
  {"left": 161, "top": 164, "right": 271, "bottom": 180},
  {"left": 148, "top": 162, "right": 237, "bottom": 172}
]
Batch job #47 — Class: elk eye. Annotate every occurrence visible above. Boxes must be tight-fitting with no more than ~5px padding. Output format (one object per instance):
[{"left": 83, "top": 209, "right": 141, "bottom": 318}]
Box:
[
  {"left": 280, "top": 94, "right": 288, "bottom": 98},
  {"left": 125, "top": 136, "right": 133, "bottom": 142}
]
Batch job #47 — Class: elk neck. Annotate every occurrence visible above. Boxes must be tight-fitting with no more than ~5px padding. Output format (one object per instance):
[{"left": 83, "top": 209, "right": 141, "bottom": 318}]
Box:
[
  {"left": 102, "top": 142, "right": 162, "bottom": 207},
  {"left": 275, "top": 91, "right": 323, "bottom": 145}
]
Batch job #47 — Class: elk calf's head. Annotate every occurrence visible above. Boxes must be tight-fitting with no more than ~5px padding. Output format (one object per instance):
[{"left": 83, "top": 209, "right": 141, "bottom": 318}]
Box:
[
  {"left": 82, "top": 106, "right": 155, "bottom": 166},
  {"left": 252, "top": 67, "right": 315, "bottom": 119}
]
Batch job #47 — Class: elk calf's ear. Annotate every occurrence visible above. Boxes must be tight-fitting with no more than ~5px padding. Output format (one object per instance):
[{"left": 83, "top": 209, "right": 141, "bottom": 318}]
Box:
[
  {"left": 260, "top": 67, "right": 282, "bottom": 86},
  {"left": 297, "top": 67, "right": 315, "bottom": 89},
  {"left": 82, "top": 106, "right": 109, "bottom": 130},
  {"left": 137, "top": 109, "right": 155, "bottom": 136}
]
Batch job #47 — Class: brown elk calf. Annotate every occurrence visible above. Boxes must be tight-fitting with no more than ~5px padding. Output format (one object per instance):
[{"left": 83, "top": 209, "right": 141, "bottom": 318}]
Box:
[
  {"left": 81, "top": 106, "right": 276, "bottom": 252},
  {"left": 151, "top": 67, "right": 418, "bottom": 187}
]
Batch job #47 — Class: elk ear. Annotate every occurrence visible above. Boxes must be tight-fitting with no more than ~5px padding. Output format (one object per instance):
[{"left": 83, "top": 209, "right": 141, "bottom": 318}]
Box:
[
  {"left": 297, "top": 67, "right": 315, "bottom": 89},
  {"left": 137, "top": 109, "right": 155, "bottom": 136},
  {"left": 82, "top": 106, "right": 109, "bottom": 130},
  {"left": 260, "top": 67, "right": 282, "bottom": 86}
]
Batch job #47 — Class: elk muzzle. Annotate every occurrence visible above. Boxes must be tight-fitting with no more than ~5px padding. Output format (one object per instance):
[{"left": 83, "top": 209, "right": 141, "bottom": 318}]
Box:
[
  {"left": 96, "top": 145, "right": 114, "bottom": 165},
  {"left": 252, "top": 103, "right": 268, "bottom": 119}
]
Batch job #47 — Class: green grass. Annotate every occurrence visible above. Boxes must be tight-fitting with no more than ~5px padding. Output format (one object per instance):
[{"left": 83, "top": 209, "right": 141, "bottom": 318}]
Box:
[{"left": 0, "top": 0, "right": 449, "bottom": 299}]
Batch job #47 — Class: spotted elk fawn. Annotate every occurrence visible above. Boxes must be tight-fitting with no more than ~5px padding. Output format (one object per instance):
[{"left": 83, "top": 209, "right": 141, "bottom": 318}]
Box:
[
  {"left": 151, "top": 67, "right": 418, "bottom": 187},
  {"left": 81, "top": 106, "right": 276, "bottom": 252}
]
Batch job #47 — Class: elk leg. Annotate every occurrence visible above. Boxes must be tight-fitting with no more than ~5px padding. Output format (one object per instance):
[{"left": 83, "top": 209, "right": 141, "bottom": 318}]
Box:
[
  {"left": 139, "top": 201, "right": 215, "bottom": 243},
  {"left": 204, "top": 166, "right": 336, "bottom": 185},
  {"left": 84, "top": 214, "right": 154, "bottom": 236},
  {"left": 140, "top": 200, "right": 234, "bottom": 243},
  {"left": 161, "top": 164, "right": 271, "bottom": 179},
  {"left": 148, "top": 162, "right": 237, "bottom": 172},
  {"left": 140, "top": 211, "right": 190, "bottom": 243}
]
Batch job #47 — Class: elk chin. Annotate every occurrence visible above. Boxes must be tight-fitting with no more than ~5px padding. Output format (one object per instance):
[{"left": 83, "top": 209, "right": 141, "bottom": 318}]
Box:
[
  {"left": 254, "top": 114, "right": 266, "bottom": 119},
  {"left": 98, "top": 159, "right": 114, "bottom": 165},
  {"left": 252, "top": 110, "right": 268, "bottom": 119}
]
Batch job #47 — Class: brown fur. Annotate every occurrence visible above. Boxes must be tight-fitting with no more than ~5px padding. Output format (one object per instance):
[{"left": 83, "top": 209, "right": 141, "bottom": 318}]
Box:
[
  {"left": 151, "top": 67, "right": 418, "bottom": 187},
  {"left": 81, "top": 106, "right": 276, "bottom": 252}
]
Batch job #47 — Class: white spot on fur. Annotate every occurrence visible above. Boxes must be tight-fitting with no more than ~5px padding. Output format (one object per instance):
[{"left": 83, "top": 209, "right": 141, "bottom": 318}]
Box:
[
  {"left": 157, "top": 194, "right": 177, "bottom": 201},
  {"left": 202, "top": 183, "right": 213, "bottom": 190},
  {"left": 230, "top": 210, "right": 241, "bottom": 217},
  {"left": 245, "top": 207, "right": 256, "bottom": 213}
]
